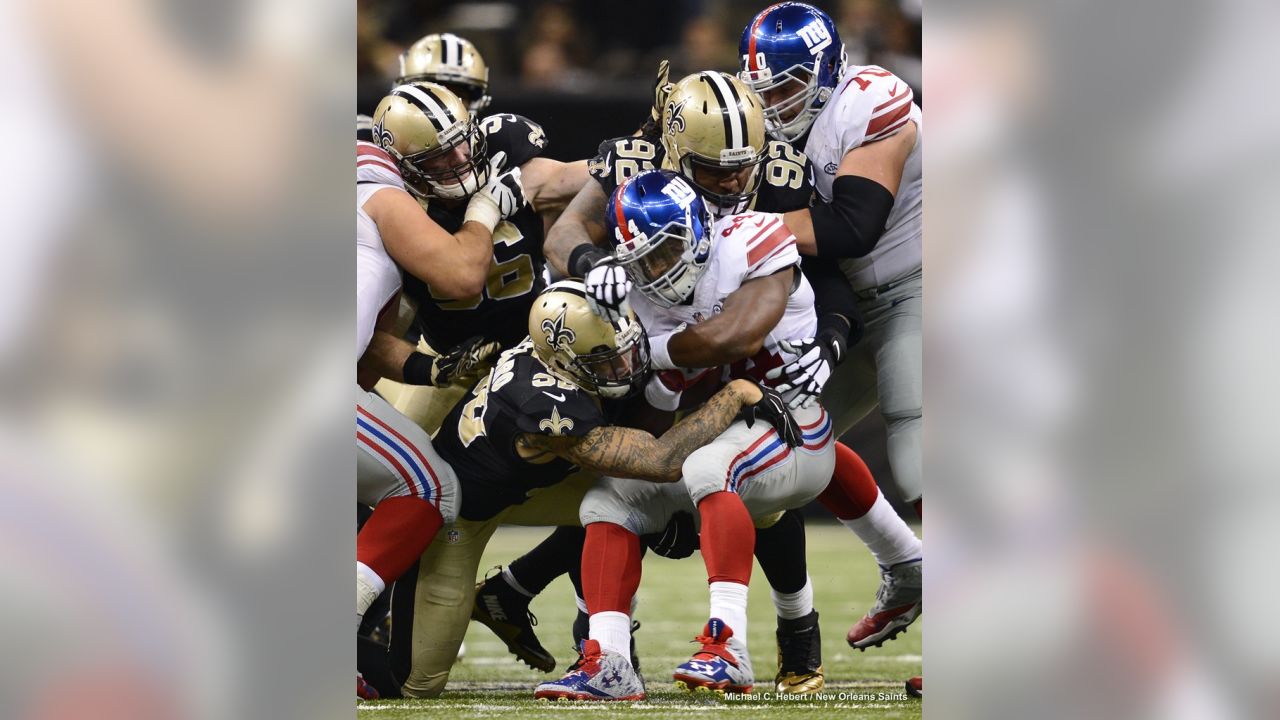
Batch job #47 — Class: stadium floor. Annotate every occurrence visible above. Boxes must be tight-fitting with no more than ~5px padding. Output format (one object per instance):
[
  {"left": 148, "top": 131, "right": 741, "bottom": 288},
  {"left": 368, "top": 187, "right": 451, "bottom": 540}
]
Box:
[{"left": 360, "top": 523, "right": 923, "bottom": 718}]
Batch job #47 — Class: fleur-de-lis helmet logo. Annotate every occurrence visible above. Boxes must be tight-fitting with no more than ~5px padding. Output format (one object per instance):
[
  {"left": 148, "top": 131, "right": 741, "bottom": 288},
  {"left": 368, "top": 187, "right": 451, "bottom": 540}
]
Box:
[
  {"left": 540, "top": 308, "right": 576, "bottom": 349},
  {"left": 372, "top": 115, "right": 395, "bottom": 151},
  {"left": 665, "top": 98, "right": 687, "bottom": 135}
]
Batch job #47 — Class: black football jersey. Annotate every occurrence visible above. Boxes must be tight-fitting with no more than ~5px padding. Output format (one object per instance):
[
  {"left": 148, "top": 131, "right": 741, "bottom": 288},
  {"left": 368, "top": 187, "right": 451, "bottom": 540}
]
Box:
[
  {"left": 588, "top": 136, "right": 816, "bottom": 213},
  {"left": 402, "top": 114, "right": 550, "bottom": 352},
  {"left": 434, "top": 340, "right": 607, "bottom": 521}
]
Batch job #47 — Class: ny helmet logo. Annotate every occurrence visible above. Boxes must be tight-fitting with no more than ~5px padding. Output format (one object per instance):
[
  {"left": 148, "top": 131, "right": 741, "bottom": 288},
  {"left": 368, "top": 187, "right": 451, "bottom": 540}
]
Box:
[{"left": 796, "top": 21, "right": 832, "bottom": 55}]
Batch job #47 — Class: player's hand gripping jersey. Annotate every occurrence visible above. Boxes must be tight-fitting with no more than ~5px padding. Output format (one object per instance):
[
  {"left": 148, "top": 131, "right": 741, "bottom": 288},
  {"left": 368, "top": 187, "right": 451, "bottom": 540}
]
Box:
[
  {"left": 356, "top": 141, "right": 406, "bottom": 359},
  {"left": 804, "top": 65, "right": 922, "bottom": 290},
  {"left": 401, "top": 113, "right": 552, "bottom": 350},
  {"left": 433, "top": 339, "right": 606, "bottom": 521}
]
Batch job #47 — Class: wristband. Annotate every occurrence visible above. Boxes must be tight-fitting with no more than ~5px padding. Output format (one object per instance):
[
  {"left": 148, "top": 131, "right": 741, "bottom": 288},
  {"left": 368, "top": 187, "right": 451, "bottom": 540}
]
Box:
[
  {"left": 463, "top": 193, "right": 500, "bottom": 233},
  {"left": 402, "top": 351, "right": 437, "bottom": 385},
  {"left": 568, "top": 244, "right": 610, "bottom": 279},
  {"left": 648, "top": 332, "right": 676, "bottom": 370}
]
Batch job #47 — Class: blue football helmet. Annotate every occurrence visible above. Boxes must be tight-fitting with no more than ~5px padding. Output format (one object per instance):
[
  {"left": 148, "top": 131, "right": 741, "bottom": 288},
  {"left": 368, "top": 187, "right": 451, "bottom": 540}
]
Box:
[
  {"left": 738, "top": 2, "right": 846, "bottom": 141},
  {"left": 604, "top": 169, "right": 713, "bottom": 307}
]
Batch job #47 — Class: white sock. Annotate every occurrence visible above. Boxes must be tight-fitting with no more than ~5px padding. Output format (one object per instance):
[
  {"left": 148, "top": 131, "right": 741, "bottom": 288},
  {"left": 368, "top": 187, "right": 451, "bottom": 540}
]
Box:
[
  {"left": 841, "top": 493, "right": 923, "bottom": 568},
  {"left": 501, "top": 566, "right": 534, "bottom": 598},
  {"left": 709, "top": 581, "right": 750, "bottom": 640},
  {"left": 589, "top": 611, "right": 632, "bottom": 662},
  {"left": 575, "top": 594, "right": 588, "bottom": 614},
  {"left": 356, "top": 562, "right": 386, "bottom": 623},
  {"left": 771, "top": 575, "right": 814, "bottom": 620}
]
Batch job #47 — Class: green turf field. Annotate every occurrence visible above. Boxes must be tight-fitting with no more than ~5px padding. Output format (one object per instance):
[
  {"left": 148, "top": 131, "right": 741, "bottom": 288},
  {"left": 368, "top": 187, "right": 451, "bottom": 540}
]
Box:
[{"left": 360, "top": 522, "right": 922, "bottom": 719}]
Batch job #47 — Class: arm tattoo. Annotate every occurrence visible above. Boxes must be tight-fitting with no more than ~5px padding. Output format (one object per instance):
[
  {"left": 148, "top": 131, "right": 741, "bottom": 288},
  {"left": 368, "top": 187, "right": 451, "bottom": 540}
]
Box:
[{"left": 519, "top": 383, "right": 747, "bottom": 482}]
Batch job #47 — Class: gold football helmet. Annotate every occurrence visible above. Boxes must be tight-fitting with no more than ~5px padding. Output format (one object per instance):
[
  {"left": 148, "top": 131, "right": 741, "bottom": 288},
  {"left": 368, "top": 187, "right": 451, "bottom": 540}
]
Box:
[
  {"left": 528, "top": 281, "right": 650, "bottom": 399},
  {"left": 396, "top": 33, "right": 492, "bottom": 114},
  {"left": 661, "top": 71, "right": 769, "bottom": 215},
  {"left": 370, "top": 82, "right": 489, "bottom": 201}
]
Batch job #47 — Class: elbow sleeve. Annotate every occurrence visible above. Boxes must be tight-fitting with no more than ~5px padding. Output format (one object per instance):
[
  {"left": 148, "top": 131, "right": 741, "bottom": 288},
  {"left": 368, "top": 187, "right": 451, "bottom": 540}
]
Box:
[
  {"left": 809, "top": 175, "right": 896, "bottom": 258},
  {"left": 803, "top": 258, "right": 865, "bottom": 347}
]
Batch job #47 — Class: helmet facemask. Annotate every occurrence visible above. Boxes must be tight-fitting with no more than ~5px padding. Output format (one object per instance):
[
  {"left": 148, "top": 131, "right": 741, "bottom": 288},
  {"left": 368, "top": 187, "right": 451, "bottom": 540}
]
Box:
[
  {"left": 741, "top": 62, "right": 825, "bottom": 142},
  {"left": 567, "top": 316, "right": 651, "bottom": 399},
  {"left": 680, "top": 149, "right": 766, "bottom": 217},
  {"left": 614, "top": 211, "right": 711, "bottom": 307},
  {"left": 399, "top": 119, "right": 489, "bottom": 201}
]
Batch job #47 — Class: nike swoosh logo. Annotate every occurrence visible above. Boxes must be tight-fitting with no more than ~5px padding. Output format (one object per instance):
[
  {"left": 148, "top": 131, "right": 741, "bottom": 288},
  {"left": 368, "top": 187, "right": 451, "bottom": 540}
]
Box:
[
  {"left": 543, "top": 392, "right": 566, "bottom": 402},
  {"left": 889, "top": 83, "right": 900, "bottom": 96}
]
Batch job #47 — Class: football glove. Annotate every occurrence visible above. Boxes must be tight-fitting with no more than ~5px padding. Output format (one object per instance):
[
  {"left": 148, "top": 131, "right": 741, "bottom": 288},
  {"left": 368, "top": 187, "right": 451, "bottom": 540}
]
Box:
[
  {"left": 736, "top": 384, "right": 803, "bottom": 448},
  {"left": 431, "top": 335, "right": 501, "bottom": 387},
  {"left": 464, "top": 151, "right": 525, "bottom": 231},
  {"left": 766, "top": 338, "right": 834, "bottom": 410},
  {"left": 642, "top": 510, "right": 698, "bottom": 559},
  {"left": 637, "top": 59, "right": 673, "bottom": 138},
  {"left": 584, "top": 259, "right": 632, "bottom": 323}
]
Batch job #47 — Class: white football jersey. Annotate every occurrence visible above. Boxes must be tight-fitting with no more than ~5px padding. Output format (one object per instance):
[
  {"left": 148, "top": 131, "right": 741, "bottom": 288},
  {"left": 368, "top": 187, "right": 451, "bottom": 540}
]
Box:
[
  {"left": 804, "top": 64, "right": 922, "bottom": 291},
  {"left": 356, "top": 141, "right": 405, "bottom": 360},
  {"left": 632, "top": 211, "right": 816, "bottom": 407}
]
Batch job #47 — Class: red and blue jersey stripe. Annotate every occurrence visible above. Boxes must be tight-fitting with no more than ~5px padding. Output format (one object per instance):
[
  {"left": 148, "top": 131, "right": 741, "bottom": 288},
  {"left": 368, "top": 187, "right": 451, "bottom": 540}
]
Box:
[
  {"left": 723, "top": 408, "right": 832, "bottom": 494},
  {"left": 356, "top": 405, "right": 443, "bottom": 503}
]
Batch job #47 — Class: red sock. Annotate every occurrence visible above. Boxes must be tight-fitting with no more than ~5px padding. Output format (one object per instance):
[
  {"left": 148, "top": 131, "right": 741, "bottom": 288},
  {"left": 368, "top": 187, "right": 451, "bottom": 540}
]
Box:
[
  {"left": 356, "top": 496, "right": 442, "bottom": 583},
  {"left": 582, "top": 523, "right": 642, "bottom": 614},
  {"left": 697, "top": 491, "right": 755, "bottom": 585},
  {"left": 818, "top": 442, "right": 881, "bottom": 521}
]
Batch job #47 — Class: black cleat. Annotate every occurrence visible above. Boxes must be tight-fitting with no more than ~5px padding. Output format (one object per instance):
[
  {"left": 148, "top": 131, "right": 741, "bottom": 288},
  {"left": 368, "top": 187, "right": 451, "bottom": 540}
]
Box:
[
  {"left": 471, "top": 568, "right": 556, "bottom": 672},
  {"left": 774, "top": 610, "right": 824, "bottom": 694}
]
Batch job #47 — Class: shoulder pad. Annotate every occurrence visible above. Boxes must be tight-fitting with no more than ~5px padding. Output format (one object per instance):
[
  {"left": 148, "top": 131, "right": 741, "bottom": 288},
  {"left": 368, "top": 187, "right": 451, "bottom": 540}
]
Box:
[
  {"left": 589, "top": 135, "right": 663, "bottom": 197},
  {"left": 512, "top": 386, "right": 603, "bottom": 440},
  {"left": 357, "top": 141, "right": 403, "bottom": 187},
  {"left": 716, "top": 212, "right": 798, "bottom": 278},
  {"left": 756, "top": 140, "right": 815, "bottom": 213},
  {"left": 830, "top": 66, "right": 916, "bottom": 147},
  {"left": 480, "top": 114, "right": 548, "bottom": 170}
]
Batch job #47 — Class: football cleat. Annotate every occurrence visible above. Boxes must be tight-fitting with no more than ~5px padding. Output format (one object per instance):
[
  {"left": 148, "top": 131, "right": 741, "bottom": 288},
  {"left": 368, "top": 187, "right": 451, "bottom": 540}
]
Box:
[
  {"left": 848, "top": 559, "right": 922, "bottom": 649},
  {"left": 533, "top": 640, "right": 646, "bottom": 702},
  {"left": 356, "top": 673, "right": 379, "bottom": 701},
  {"left": 774, "top": 610, "right": 824, "bottom": 694},
  {"left": 906, "top": 675, "right": 923, "bottom": 698},
  {"left": 673, "top": 618, "right": 754, "bottom": 695},
  {"left": 471, "top": 568, "right": 556, "bottom": 672},
  {"left": 572, "top": 611, "right": 643, "bottom": 674}
]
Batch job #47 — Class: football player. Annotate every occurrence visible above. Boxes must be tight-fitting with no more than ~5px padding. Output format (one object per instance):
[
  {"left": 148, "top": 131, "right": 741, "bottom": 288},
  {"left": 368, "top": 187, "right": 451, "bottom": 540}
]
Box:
[
  {"left": 361, "top": 39, "right": 598, "bottom": 676},
  {"left": 385, "top": 280, "right": 799, "bottom": 698},
  {"left": 541, "top": 67, "right": 922, "bottom": 691},
  {"left": 358, "top": 33, "right": 491, "bottom": 144},
  {"left": 535, "top": 170, "right": 838, "bottom": 700},
  {"left": 365, "top": 81, "right": 588, "bottom": 433},
  {"left": 355, "top": 107, "right": 525, "bottom": 691},
  {"left": 739, "top": 0, "right": 923, "bottom": 675}
]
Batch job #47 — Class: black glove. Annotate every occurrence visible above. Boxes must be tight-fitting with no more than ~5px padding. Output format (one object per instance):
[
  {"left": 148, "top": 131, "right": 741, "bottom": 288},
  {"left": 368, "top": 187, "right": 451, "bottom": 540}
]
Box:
[
  {"left": 642, "top": 510, "right": 699, "bottom": 559},
  {"left": 429, "top": 336, "right": 501, "bottom": 387},
  {"left": 736, "top": 384, "right": 803, "bottom": 448}
]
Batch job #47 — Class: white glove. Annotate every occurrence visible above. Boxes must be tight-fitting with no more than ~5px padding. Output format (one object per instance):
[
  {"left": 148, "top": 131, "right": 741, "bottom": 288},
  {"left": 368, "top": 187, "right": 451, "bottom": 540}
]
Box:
[
  {"left": 765, "top": 338, "right": 833, "bottom": 409},
  {"left": 463, "top": 151, "right": 524, "bottom": 232},
  {"left": 584, "top": 260, "right": 632, "bottom": 323}
]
